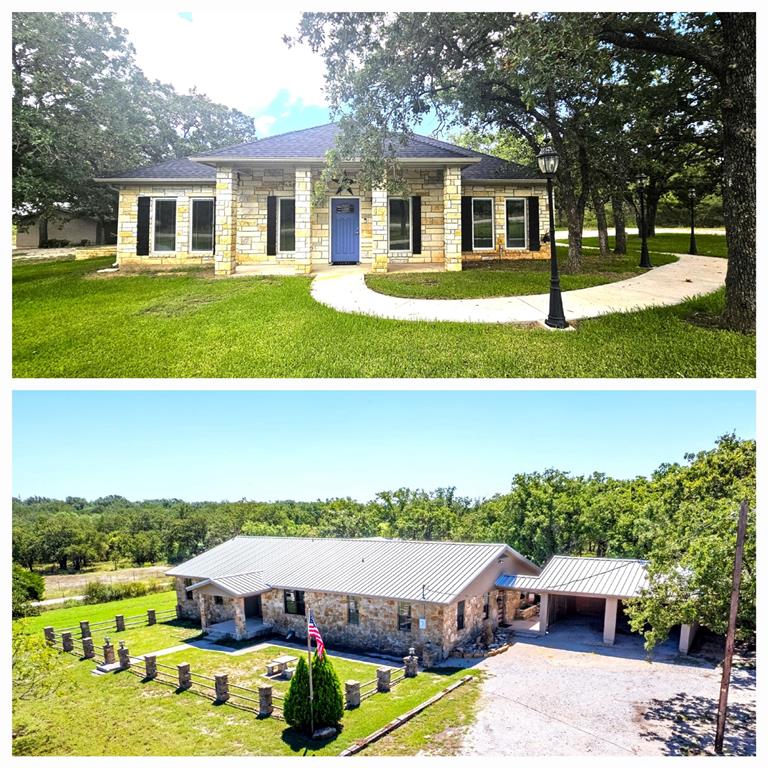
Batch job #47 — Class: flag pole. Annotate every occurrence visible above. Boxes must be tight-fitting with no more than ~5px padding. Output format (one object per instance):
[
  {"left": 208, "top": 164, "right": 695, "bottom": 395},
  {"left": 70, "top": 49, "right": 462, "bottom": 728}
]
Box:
[{"left": 307, "top": 605, "right": 314, "bottom": 736}]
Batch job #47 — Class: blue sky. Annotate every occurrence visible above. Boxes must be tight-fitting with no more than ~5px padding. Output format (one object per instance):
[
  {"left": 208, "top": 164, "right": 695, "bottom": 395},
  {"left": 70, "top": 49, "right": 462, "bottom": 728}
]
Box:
[{"left": 13, "top": 390, "right": 754, "bottom": 502}]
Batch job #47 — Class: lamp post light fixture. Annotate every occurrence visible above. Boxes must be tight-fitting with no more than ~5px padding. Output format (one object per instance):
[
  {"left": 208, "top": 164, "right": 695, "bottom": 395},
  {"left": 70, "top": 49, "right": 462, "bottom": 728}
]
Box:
[
  {"left": 636, "top": 174, "right": 652, "bottom": 269},
  {"left": 536, "top": 142, "right": 567, "bottom": 329},
  {"left": 688, "top": 187, "right": 698, "bottom": 255}
]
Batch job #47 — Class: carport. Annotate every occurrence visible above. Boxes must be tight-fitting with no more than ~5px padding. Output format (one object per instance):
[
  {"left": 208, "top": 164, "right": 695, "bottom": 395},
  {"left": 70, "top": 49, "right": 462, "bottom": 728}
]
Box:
[{"left": 497, "top": 556, "right": 698, "bottom": 653}]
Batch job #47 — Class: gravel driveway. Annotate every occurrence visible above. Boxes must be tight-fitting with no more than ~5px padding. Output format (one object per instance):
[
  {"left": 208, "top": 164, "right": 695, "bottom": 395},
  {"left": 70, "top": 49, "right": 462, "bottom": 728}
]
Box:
[{"left": 456, "top": 620, "right": 755, "bottom": 756}]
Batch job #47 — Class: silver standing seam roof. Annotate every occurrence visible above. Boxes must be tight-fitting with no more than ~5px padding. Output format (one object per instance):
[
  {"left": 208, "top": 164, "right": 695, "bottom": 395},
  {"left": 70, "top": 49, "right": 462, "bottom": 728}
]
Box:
[
  {"left": 495, "top": 555, "right": 649, "bottom": 599},
  {"left": 167, "top": 536, "right": 539, "bottom": 605}
]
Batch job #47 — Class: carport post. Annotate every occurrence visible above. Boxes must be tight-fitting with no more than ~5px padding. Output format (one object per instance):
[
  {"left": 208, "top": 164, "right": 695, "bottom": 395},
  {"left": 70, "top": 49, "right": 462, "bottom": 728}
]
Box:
[
  {"left": 538, "top": 593, "right": 549, "bottom": 634},
  {"left": 603, "top": 598, "right": 618, "bottom": 645}
]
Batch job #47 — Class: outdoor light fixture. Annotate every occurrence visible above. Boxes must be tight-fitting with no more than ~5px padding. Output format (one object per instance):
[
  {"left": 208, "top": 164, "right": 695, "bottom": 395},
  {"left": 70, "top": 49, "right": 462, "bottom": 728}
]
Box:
[
  {"left": 536, "top": 141, "right": 567, "bottom": 329},
  {"left": 688, "top": 187, "right": 698, "bottom": 255},
  {"left": 636, "top": 174, "right": 652, "bottom": 269}
]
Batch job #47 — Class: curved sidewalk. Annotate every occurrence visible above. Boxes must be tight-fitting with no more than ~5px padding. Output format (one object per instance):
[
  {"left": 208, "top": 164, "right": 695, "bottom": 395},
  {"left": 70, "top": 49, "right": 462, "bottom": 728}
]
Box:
[{"left": 310, "top": 254, "right": 726, "bottom": 325}]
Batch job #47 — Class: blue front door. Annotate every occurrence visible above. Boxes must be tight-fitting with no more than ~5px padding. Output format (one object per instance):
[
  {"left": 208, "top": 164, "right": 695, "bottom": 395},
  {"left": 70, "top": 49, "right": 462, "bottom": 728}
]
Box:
[{"left": 331, "top": 198, "right": 360, "bottom": 264}]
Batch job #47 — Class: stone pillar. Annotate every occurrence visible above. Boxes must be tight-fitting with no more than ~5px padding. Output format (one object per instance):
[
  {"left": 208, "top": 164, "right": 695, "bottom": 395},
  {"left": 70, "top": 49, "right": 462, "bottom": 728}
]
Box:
[
  {"left": 345, "top": 680, "right": 361, "bottom": 709},
  {"left": 103, "top": 641, "right": 116, "bottom": 665},
  {"left": 443, "top": 165, "right": 463, "bottom": 271},
  {"left": 294, "top": 166, "right": 312, "bottom": 275},
  {"left": 117, "top": 188, "right": 138, "bottom": 266},
  {"left": 371, "top": 187, "right": 389, "bottom": 273},
  {"left": 79, "top": 621, "right": 91, "bottom": 639},
  {"left": 215, "top": 166, "right": 238, "bottom": 277},
  {"left": 679, "top": 622, "right": 699, "bottom": 655},
  {"left": 82, "top": 637, "right": 95, "bottom": 659},
  {"left": 176, "top": 603, "right": 183, "bottom": 620},
  {"left": 403, "top": 649, "right": 419, "bottom": 678},
  {"left": 177, "top": 662, "right": 191, "bottom": 690},
  {"left": 43, "top": 627, "right": 55, "bottom": 646},
  {"left": 61, "top": 632, "right": 74, "bottom": 652},
  {"left": 115, "top": 614, "right": 126, "bottom": 632},
  {"left": 233, "top": 598, "right": 247, "bottom": 641},
  {"left": 603, "top": 597, "right": 618, "bottom": 646},
  {"left": 145, "top": 655, "right": 157, "bottom": 679},
  {"left": 215, "top": 673, "right": 229, "bottom": 703},
  {"left": 199, "top": 595, "right": 209, "bottom": 632},
  {"left": 376, "top": 667, "right": 392, "bottom": 693},
  {"left": 118, "top": 644, "right": 131, "bottom": 669},
  {"left": 259, "top": 685, "right": 273, "bottom": 716},
  {"left": 538, "top": 593, "right": 550, "bottom": 635},
  {"left": 147, "top": 609, "right": 156, "bottom": 626}
]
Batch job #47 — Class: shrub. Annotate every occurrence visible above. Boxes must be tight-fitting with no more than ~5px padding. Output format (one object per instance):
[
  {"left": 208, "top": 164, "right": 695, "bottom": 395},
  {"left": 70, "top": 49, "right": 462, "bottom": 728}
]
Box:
[
  {"left": 311, "top": 652, "right": 344, "bottom": 729},
  {"left": 12, "top": 565, "right": 44, "bottom": 617},
  {"left": 83, "top": 578, "right": 171, "bottom": 605},
  {"left": 284, "top": 656, "right": 313, "bottom": 733}
]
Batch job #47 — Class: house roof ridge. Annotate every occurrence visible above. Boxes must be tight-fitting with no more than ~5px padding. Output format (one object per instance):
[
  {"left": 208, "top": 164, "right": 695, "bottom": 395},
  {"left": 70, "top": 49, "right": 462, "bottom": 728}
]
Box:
[
  {"left": 201, "top": 122, "right": 338, "bottom": 156},
  {"left": 231, "top": 533, "right": 507, "bottom": 547}
]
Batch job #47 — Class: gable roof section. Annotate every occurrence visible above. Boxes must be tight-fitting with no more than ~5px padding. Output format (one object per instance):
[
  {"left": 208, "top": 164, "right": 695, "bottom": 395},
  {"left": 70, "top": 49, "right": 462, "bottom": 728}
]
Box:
[
  {"left": 496, "top": 555, "right": 649, "bottom": 599},
  {"left": 95, "top": 157, "right": 216, "bottom": 183},
  {"left": 168, "top": 536, "right": 538, "bottom": 604}
]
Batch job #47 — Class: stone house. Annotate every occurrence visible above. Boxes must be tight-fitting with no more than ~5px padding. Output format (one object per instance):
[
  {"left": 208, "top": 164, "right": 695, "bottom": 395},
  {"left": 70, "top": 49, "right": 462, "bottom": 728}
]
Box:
[
  {"left": 166, "top": 536, "right": 541, "bottom": 662},
  {"left": 95, "top": 123, "right": 550, "bottom": 276}
]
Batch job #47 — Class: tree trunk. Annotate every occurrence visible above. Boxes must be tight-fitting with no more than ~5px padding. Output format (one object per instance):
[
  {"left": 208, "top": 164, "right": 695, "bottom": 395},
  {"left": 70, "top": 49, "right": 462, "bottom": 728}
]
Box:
[
  {"left": 611, "top": 192, "right": 627, "bottom": 254},
  {"left": 592, "top": 189, "right": 610, "bottom": 257},
  {"left": 58, "top": 556, "right": 67, "bottom": 571},
  {"left": 720, "top": 13, "right": 756, "bottom": 332},
  {"left": 38, "top": 215, "right": 48, "bottom": 247}
]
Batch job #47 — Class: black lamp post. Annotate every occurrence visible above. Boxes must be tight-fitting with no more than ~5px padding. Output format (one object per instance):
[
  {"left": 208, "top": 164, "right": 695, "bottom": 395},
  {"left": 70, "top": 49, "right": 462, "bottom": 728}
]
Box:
[
  {"left": 537, "top": 143, "right": 567, "bottom": 329},
  {"left": 636, "top": 174, "right": 652, "bottom": 269},
  {"left": 688, "top": 187, "right": 698, "bottom": 255}
]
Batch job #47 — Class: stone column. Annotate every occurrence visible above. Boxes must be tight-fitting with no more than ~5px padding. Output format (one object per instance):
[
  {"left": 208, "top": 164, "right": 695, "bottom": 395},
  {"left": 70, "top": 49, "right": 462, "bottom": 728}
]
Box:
[
  {"left": 199, "top": 595, "right": 209, "bottom": 632},
  {"left": 79, "top": 621, "right": 91, "bottom": 639},
  {"left": 177, "top": 662, "right": 191, "bottom": 690},
  {"left": 233, "top": 598, "right": 247, "bottom": 641},
  {"left": 103, "top": 641, "right": 116, "bottom": 665},
  {"left": 82, "top": 637, "right": 95, "bottom": 659},
  {"left": 61, "top": 632, "right": 74, "bottom": 652},
  {"left": 345, "top": 680, "right": 361, "bottom": 709},
  {"left": 118, "top": 643, "right": 131, "bottom": 669},
  {"left": 147, "top": 609, "right": 156, "bottom": 626},
  {"left": 145, "top": 655, "right": 157, "bottom": 679},
  {"left": 603, "top": 597, "right": 618, "bottom": 646},
  {"left": 403, "top": 650, "right": 419, "bottom": 678},
  {"left": 376, "top": 667, "right": 392, "bottom": 693},
  {"left": 538, "top": 593, "right": 550, "bottom": 635},
  {"left": 443, "top": 165, "right": 463, "bottom": 271},
  {"left": 679, "top": 622, "right": 699, "bottom": 655},
  {"left": 215, "top": 166, "right": 238, "bottom": 277},
  {"left": 294, "top": 166, "right": 312, "bottom": 275},
  {"left": 43, "top": 627, "right": 55, "bottom": 646},
  {"left": 115, "top": 614, "right": 126, "bottom": 632},
  {"left": 117, "top": 188, "right": 138, "bottom": 266},
  {"left": 176, "top": 603, "right": 183, "bottom": 620},
  {"left": 215, "top": 674, "right": 229, "bottom": 703},
  {"left": 371, "top": 187, "right": 389, "bottom": 273},
  {"left": 259, "top": 685, "right": 273, "bottom": 716}
]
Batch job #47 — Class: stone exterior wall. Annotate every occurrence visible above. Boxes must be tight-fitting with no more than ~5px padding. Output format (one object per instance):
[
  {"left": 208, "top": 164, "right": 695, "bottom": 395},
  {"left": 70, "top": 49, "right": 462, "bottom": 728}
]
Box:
[
  {"left": 441, "top": 591, "right": 500, "bottom": 651},
  {"left": 117, "top": 184, "right": 216, "bottom": 269},
  {"left": 175, "top": 576, "right": 202, "bottom": 620}
]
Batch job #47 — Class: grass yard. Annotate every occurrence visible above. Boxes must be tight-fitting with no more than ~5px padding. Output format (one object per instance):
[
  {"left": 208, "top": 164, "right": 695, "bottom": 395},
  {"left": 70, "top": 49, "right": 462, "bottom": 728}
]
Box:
[
  {"left": 13, "top": 254, "right": 754, "bottom": 378},
  {"left": 366, "top": 252, "right": 677, "bottom": 300},
  {"left": 575, "top": 232, "right": 728, "bottom": 259}
]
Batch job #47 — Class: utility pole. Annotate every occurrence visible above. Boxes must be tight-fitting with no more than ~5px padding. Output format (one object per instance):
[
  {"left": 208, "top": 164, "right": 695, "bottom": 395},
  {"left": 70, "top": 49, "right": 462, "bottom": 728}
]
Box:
[{"left": 714, "top": 500, "right": 749, "bottom": 755}]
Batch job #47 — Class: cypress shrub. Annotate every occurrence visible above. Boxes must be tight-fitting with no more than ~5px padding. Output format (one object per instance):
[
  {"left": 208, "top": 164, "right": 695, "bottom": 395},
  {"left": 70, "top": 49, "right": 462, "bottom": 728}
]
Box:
[
  {"left": 284, "top": 656, "right": 312, "bottom": 733},
  {"left": 311, "top": 652, "right": 344, "bottom": 729}
]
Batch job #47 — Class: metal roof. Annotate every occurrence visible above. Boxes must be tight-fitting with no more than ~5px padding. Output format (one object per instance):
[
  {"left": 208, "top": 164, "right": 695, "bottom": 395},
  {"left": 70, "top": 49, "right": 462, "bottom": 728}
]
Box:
[
  {"left": 168, "top": 536, "right": 538, "bottom": 604},
  {"left": 496, "top": 556, "right": 649, "bottom": 599}
]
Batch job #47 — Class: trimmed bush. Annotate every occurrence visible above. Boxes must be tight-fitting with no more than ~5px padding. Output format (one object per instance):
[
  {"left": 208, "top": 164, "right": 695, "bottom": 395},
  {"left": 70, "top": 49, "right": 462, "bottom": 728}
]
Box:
[
  {"left": 311, "top": 652, "right": 344, "bottom": 729},
  {"left": 283, "top": 656, "right": 312, "bottom": 733}
]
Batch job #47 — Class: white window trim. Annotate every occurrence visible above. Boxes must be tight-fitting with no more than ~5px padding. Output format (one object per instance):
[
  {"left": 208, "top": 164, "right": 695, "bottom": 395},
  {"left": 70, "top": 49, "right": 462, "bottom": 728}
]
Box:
[
  {"left": 189, "top": 197, "right": 215, "bottom": 253},
  {"left": 504, "top": 197, "right": 528, "bottom": 250},
  {"left": 151, "top": 197, "right": 177, "bottom": 254},
  {"left": 387, "top": 196, "right": 412, "bottom": 252},
  {"left": 277, "top": 196, "right": 296, "bottom": 254},
  {"left": 471, "top": 196, "right": 495, "bottom": 251}
]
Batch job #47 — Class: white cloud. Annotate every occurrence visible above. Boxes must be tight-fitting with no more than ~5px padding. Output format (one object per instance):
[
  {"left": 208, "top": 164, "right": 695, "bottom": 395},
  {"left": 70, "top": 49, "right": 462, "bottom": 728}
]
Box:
[
  {"left": 113, "top": 10, "right": 328, "bottom": 117},
  {"left": 253, "top": 114, "right": 278, "bottom": 136}
]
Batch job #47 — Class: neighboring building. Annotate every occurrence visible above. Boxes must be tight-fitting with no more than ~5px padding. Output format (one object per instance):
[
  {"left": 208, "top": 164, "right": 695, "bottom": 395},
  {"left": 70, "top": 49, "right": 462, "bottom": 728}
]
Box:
[
  {"left": 95, "top": 123, "right": 550, "bottom": 276},
  {"left": 14, "top": 215, "right": 117, "bottom": 249},
  {"left": 166, "top": 535, "right": 541, "bottom": 662}
]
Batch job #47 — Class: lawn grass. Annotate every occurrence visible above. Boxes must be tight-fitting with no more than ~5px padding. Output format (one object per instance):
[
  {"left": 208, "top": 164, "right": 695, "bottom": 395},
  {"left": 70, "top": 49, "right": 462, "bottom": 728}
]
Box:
[
  {"left": 574, "top": 232, "right": 728, "bottom": 259},
  {"left": 13, "top": 255, "right": 754, "bottom": 378},
  {"left": 365, "top": 251, "right": 676, "bottom": 300}
]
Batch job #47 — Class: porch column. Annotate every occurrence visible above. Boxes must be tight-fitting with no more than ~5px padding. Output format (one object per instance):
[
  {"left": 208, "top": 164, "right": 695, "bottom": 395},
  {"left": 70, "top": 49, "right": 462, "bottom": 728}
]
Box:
[
  {"left": 603, "top": 597, "right": 618, "bottom": 646},
  {"left": 538, "top": 593, "right": 549, "bottom": 635},
  {"left": 294, "top": 166, "right": 312, "bottom": 275},
  {"left": 215, "top": 166, "right": 238, "bottom": 277},
  {"left": 371, "top": 186, "right": 389, "bottom": 273},
  {"left": 679, "top": 622, "right": 699, "bottom": 655},
  {"left": 443, "top": 165, "right": 463, "bottom": 271},
  {"left": 233, "top": 597, "right": 247, "bottom": 641},
  {"left": 199, "top": 594, "right": 209, "bottom": 632}
]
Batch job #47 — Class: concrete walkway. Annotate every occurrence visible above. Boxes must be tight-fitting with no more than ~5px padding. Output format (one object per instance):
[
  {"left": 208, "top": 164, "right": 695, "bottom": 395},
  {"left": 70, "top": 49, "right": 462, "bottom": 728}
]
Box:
[{"left": 310, "top": 254, "right": 726, "bottom": 325}]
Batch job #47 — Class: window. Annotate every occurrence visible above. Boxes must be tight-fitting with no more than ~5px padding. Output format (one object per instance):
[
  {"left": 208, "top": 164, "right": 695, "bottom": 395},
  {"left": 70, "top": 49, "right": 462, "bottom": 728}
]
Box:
[
  {"left": 214, "top": 595, "right": 224, "bottom": 606},
  {"left": 472, "top": 198, "right": 494, "bottom": 249},
  {"left": 347, "top": 596, "right": 360, "bottom": 625},
  {"left": 505, "top": 198, "right": 526, "bottom": 248},
  {"left": 457, "top": 600, "right": 466, "bottom": 630},
  {"left": 153, "top": 199, "right": 177, "bottom": 251},
  {"left": 397, "top": 602, "right": 412, "bottom": 632},
  {"left": 284, "top": 589, "right": 305, "bottom": 616},
  {"left": 388, "top": 198, "right": 411, "bottom": 250},
  {"left": 183, "top": 578, "right": 194, "bottom": 600},
  {"left": 483, "top": 592, "right": 490, "bottom": 620},
  {"left": 191, "top": 198, "right": 214, "bottom": 252},
  {"left": 278, "top": 197, "right": 296, "bottom": 252}
]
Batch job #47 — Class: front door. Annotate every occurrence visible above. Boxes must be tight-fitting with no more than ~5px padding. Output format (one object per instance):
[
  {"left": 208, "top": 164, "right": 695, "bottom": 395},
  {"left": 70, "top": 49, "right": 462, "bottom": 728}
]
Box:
[
  {"left": 244, "top": 595, "right": 262, "bottom": 619},
  {"left": 331, "top": 198, "right": 360, "bottom": 264}
]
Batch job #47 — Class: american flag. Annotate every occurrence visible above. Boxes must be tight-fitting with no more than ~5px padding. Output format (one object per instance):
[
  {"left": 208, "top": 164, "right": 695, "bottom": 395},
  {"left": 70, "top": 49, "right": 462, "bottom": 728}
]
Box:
[{"left": 308, "top": 610, "right": 326, "bottom": 658}]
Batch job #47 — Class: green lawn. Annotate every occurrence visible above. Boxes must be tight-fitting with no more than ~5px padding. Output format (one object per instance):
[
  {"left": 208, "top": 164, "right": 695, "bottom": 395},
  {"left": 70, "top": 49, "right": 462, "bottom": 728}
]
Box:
[
  {"left": 14, "top": 596, "right": 475, "bottom": 756},
  {"left": 366, "top": 251, "right": 677, "bottom": 300},
  {"left": 575, "top": 232, "right": 728, "bottom": 259},
  {"left": 13, "top": 255, "right": 754, "bottom": 378}
]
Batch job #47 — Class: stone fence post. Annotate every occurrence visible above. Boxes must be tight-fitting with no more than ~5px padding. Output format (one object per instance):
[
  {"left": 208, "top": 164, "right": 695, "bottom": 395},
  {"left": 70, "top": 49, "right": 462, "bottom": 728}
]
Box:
[
  {"left": 43, "top": 627, "right": 55, "bottom": 646},
  {"left": 103, "top": 641, "right": 116, "bottom": 665},
  {"left": 145, "top": 655, "right": 157, "bottom": 680},
  {"left": 147, "top": 609, "right": 156, "bottom": 626},
  {"left": 115, "top": 615, "right": 126, "bottom": 632},
  {"left": 118, "top": 643, "right": 131, "bottom": 670},
  {"left": 177, "top": 662, "right": 191, "bottom": 690},
  {"left": 258, "top": 685, "right": 273, "bottom": 717},
  {"left": 82, "top": 637, "right": 95, "bottom": 659},
  {"left": 404, "top": 647, "right": 419, "bottom": 678},
  {"left": 215, "top": 674, "right": 229, "bottom": 703},
  {"left": 345, "top": 680, "right": 360, "bottom": 709},
  {"left": 376, "top": 667, "right": 391, "bottom": 693},
  {"left": 61, "top": 632, "right": 74, "bottom": 653},
  {"left": 79, "top": 621, "right": 91, "bottom": 639}
]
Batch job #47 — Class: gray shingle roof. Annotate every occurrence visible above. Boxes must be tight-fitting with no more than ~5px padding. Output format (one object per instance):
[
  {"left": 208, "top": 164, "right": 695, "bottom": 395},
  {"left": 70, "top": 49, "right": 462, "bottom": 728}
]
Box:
[
  {"left": 168, "top": 536, "right": 539, "bottom": 604},
  {"left": 496, "top": 556, "right": 649, "bottom": 599},
  {"left": 96, "top": 157, "right": 216, "bottom": 182}
]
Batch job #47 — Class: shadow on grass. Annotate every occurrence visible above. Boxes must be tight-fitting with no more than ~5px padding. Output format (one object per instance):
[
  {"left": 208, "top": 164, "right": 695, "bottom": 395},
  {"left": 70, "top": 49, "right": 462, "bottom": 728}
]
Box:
[{"left": 280, "top": 724, "right": 341, "bottom": 755}]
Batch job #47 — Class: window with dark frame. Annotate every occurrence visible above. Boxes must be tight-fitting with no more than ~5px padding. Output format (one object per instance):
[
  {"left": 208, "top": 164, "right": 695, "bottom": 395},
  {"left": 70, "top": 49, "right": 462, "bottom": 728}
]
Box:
[
  {"left": 505, "top": 198, "right": 526, "bottom": 248},
  {"left": 153, "top": 198, "right": 177, "bottom": 251},
  {"left": 183, "top": 578, "right": 194, "bottom": 600},
  {"left": 457, "top": 599, "right": 466, "bottom": 630},
  {"left": 397, "top": 601, "right": 412, "bottom": 632},
  {"left": 347, "top": 595, "right": 360, "bottom": 625},
  {"left": 191, "top": 198, "right": 215, "bottom": 252},
  {"left": 471, "top": 197, "right": 494, "bottom": 249},
  {"left": 278, "top": 198, "right": 296, "bottom": 252},
  {"left": 388, "top": 198, "right": 411, "bottom": 250},
  {"left": 284, "top": 589, "right": 305, "bottom": 615},
  {"left": 483, "top": 592, "right": 490, "bottom": 619},
  {"left": 214, "top": 595, "right": 224, "bottom": 606}
]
